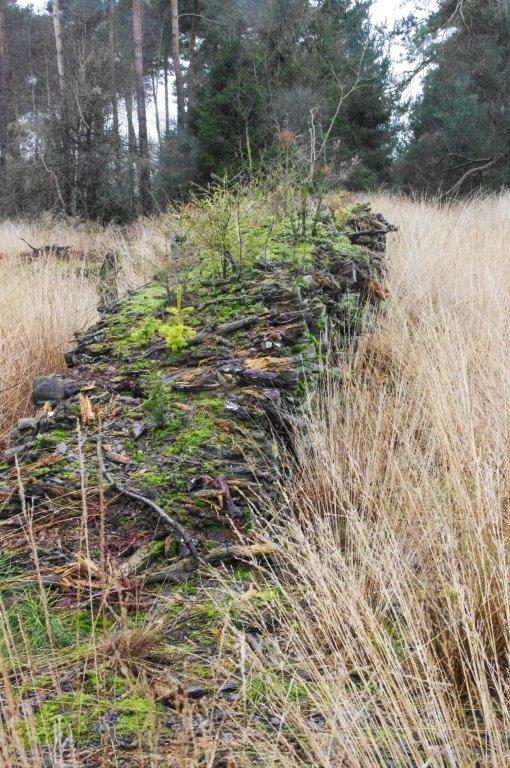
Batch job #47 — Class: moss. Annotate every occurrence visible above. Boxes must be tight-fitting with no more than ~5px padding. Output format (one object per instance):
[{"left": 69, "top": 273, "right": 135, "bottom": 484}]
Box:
[
  {"left": 331, "top": 233, "right": 367, "bottom": 263},
  {"left": 293, "top": 378, "right": 308, "bottom": 401},
  {"left": 127, "top": 316, "right": 162, "bottom": 347},
  {"left": 114, "top": 695, "right": 154, "bottom": 736},
  {"left": 22, "top": 690, "right": 154, "bottom": 746},
  {"left": 31, "top": 466, "right": 55, "bottom": 478},
  {"left": 119, "top": 284, "right": 166, "bottom": 319},
  {"left": 190, "top": 626, "right": 222, "bottom": 644},
  {"left": 148, "top": 539, "right": 166, "bottom": 557},
  {"left": 248, "top": 587, "right": 281, "bottom": 606},
  {"left": 154, "top": 418, "right": 184, "bottom": 440},
  {"left": 209, "top": 294, "right": 265, "bottom": 324},
  {"left": 58, "top": 471, "right": 79, "bottom": 481},
  {"left": 165, "top": 641, "right": 195, "bottom": 656},
  {"left": 34, "top": 428, "right": 68, "bottom": 449},
  {"left": 165, "top": 538, "right": 179, "bottom": 558},
  {"left": 164, "top": 412, "right": 216, "bottom": 456},
  {"left": 192, "top": 601, "right": 221, "bottom": 621},
  {"left": 16, "top": 673, "right": 53, "bottom": 696},
  {"left": 187, "top": 662, "right": 214, "bottom": 681},
  {"left": 65, "top": 609, "right": 114, "bottom": 637},
  {"left": 231, "top": 565, "right": 253, "bottom": 581},
  {"left": 22, "top": 691, "right": 102, "bottom": 745},
  {"left": 139, "top": 471, "right": 169, "bottom": 489},
  {"left": 175, "top": 581, "right": 197, "bottom": 596},
  {"left": 339, "top": 292, "right": 362, "bottom": 325},
  {"left": 245, "top": 673, "right": 309, "bottom": 705},
  {"left": 333, "top": 206, "right": 352, "bottom": 225},
  {"left": 171, "top": 506, "right": 193, "bottom": 526},
  {"left": 195, "top": 394, "right": 225, "bottom": 414}
]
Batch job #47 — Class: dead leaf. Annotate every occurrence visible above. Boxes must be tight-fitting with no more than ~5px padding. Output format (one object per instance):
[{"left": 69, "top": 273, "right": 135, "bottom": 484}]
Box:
[
  {"left": 102, "top": 444, "right": 131, "bottom": 465},
  {"left": 78, "top": 393, "right": 96, "bottom": 425},
  {"left": 366, "top": 280, "right": 387, "bottom": 301}
]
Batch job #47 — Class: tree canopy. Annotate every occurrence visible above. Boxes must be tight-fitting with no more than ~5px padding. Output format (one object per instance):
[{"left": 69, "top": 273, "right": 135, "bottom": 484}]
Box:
[
  {"left": 398, "top": 0, "right": 510, "bottom": 195},
  {"left": 0, "top": 0, "right": 508, "bottom": 219}
]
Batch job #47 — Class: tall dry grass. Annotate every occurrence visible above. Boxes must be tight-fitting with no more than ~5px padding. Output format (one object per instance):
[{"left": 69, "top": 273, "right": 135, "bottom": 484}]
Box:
[
  {"left": 0, "top": 217, "right": 167, "bottom": 447},
  {"left": 232, "top": 192, "right": 510, "bottom": 766}
]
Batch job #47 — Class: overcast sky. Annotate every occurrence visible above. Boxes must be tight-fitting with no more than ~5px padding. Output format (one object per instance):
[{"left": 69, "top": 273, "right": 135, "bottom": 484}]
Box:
[
  {"left": 371, "top": 0, "right": 407, "bottom": 25},
  {"left": 21, "top": 0, "right": 417, "bottom": 23}
]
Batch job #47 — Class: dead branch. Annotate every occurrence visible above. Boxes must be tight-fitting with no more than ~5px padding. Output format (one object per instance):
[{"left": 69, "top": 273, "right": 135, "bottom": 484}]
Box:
[
  {"left": 442, "top": 152, "right": 509, "bottom": 197},
  {"left": 143, "top": 542, "right": 275, "bottom": 584}
]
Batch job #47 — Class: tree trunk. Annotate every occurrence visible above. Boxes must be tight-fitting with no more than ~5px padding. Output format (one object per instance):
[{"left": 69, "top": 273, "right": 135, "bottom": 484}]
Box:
[
  {"left": 187, "top": 0, "right": 198, "bottom": 110},
  {"left": 51, "top": 0, "right": 65, "bottom": 99},
  {"left": 109, "top": 0, "right": 120, "bottom": 158},
  {"left": 124, "top": 84, "right": 137, "bottom": 214},
  {"left": 0, "top": 0, "right": 12, "bottom": 163},
  {"left": 164, "top": 56, "right": 169, "bottom": 134},
  {"left": 151, "top": 73, "right": 161, "bottom": 145},
  {"left": 51, "top": 0, "right": 71, "bottom": 213},
  {"left": 132, "top": 0, "right": 151, "bottom": 213},
  {"left": 170, "top": 0, "right": 185, "bottom": 128}
]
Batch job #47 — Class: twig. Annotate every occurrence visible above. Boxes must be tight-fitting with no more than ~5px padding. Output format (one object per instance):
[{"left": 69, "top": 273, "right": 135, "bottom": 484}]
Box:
[
  {"left": 96, "top": 438, "right": 199, "bottom": 560},
  {"left": 441, "top": 152, "right": 509, "bottom": 197},
  {"left": 143, "top": 542, "right": 275, "bottom": 584},
  {"left": 18, "top": 236, "right": 38, "bottom": 252}
]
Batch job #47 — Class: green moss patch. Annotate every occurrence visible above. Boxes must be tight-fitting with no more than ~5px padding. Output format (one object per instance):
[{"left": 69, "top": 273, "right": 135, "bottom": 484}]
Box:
[{"left": 21, "top": 689, "right": 154, "bottom": 746}]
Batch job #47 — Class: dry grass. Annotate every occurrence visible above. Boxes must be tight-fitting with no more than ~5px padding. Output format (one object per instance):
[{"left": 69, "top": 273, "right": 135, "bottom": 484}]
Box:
[
  {"left": 230, "top": 192, "right": 510, "bottom": 766},
  {"left": 0, "top": 217, "right": 167, "bottom": 447}
]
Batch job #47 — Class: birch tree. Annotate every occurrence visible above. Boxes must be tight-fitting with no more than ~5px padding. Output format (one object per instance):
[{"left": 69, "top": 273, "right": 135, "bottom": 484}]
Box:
[
  {"left": 0, "top": 0, "right": 12, "bottom": 162},
  {"left": 132, "top": 0, "right": 151, "bottom": 212},
  {"left": 51, "top": 0, "right": 65, "bottom": 99},
  {"left": 170, "top": 0, "right": 185, "bottom": 127}
]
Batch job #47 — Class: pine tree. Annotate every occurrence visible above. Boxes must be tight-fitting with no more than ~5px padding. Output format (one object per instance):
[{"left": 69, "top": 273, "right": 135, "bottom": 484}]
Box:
[{"left": 400, "top": 0, "right": 510, "bottom": 194}]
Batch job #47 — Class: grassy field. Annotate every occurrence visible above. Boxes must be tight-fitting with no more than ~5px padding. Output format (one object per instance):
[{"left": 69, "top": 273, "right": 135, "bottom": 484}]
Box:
[
  {"left": 0, "top": 217, "right": 167, "bottom": 448},
  {"left": 1, "top": 193, "right": 510, "bottom": 765}
]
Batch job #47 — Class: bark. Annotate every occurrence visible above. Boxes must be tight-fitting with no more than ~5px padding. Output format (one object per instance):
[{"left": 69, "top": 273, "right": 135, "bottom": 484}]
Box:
[
  {"left": 164, "top": 57, "right": 169, "bottom": 134},
  {"left": 51, "top": 0, "right": 71, "bottom": 213},
  {"left": 132, "top": 0, "right": 151, "bottom": 213},
  {"left": 170, "top": 0, "right": 185, "bottom": 128},
  {"left": 124, "top": 84, "right": 137, "bottom": 213},
  {"left": 187, "top": 0, "right": 199, "bottom": 109},
  {"left": 109, "top": 0, "right": 120, "bottom": 157},
  {"left": 0, "top": 0, "right": 12, "bottom": 161},
  {"left": 151, "top": 73, "right": 161, "bottom": 145},
  {"left": 51, "top": 0, "right": 65, "bottom": 99}
]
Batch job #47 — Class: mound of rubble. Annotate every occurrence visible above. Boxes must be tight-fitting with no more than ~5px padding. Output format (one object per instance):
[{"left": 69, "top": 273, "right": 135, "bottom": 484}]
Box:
[{"left": 0, "top": 200, "right": 393, "bottom": 761}]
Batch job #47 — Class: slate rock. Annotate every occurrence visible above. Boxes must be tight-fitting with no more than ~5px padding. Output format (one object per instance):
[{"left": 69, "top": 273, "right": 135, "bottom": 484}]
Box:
[{"left": 32, "top": 375, "right": 81, "bottom": 405}]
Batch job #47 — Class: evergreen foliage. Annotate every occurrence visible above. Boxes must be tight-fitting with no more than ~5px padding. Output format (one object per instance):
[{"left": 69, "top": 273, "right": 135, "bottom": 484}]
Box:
[{"left": 399, "top": 0, "right": 510, "bottom": 195}]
